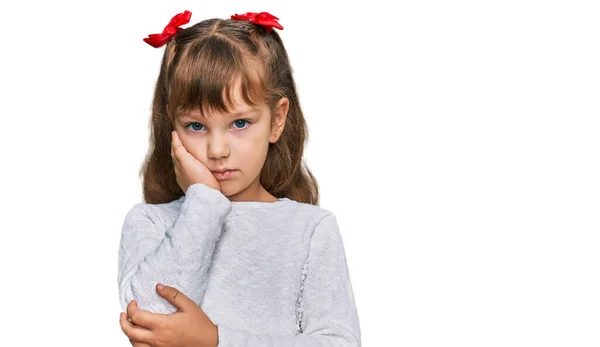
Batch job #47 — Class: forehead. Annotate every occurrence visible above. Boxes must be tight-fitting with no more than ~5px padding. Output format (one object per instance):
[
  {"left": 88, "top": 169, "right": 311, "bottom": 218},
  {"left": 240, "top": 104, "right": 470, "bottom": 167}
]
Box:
[{"left": 176, "top": 77, "right": 266, "bottom": 120}]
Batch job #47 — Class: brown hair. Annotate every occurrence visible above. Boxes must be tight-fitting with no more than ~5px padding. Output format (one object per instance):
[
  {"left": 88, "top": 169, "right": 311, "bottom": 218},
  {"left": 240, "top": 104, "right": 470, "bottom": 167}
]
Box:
[{"left": 138, "top": 18, "right": 319, "bottom": 205}]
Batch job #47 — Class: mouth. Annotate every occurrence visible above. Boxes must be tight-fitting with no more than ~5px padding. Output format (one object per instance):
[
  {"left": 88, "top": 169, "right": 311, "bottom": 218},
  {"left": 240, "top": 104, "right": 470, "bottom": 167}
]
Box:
[{"left": 211, "top": 169, "right": 237, "bottom": 180}]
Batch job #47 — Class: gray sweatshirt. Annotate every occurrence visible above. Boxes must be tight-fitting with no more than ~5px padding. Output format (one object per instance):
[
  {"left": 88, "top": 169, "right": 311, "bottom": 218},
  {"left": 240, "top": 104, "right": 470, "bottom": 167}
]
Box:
[{"left": 117, "top": 183, "right": 361, "bottom": 346}]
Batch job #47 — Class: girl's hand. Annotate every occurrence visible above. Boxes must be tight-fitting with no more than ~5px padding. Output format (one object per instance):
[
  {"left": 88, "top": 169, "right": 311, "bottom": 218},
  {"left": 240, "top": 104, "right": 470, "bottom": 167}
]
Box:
[
  {"left": 128, "top": 336, "right": 151, "bottom": 347},
  {"left": 171, "top": 130, "right": 221, "bottom": 194},
  {"left": 120, "top": 284, "right": 219, "bottom": 347}
]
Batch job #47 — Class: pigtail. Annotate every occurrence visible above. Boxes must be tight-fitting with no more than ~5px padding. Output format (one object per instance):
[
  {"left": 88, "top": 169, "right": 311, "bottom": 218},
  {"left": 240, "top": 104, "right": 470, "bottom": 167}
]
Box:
[{"left": 140, "top": 39, "right": 184, "bottom": 203}]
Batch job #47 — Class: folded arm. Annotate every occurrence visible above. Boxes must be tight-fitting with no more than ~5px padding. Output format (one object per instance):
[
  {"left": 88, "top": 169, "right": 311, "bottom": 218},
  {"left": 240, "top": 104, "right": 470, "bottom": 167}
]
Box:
[{"left": 117, "top": 183, "right": 232, "bottom": 314}]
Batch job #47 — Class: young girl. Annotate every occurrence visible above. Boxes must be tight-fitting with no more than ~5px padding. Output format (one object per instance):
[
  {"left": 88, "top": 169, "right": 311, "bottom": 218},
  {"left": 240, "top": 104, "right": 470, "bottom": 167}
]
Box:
[{"left": 117, "top": 10, "right": 361, "bottom": 347}]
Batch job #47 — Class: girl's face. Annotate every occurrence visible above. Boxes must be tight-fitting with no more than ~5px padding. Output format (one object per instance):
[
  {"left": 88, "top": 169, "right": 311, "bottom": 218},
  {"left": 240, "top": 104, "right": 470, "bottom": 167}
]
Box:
[{"left": 173, "top": 84, "right": 288, "bottom": 202}]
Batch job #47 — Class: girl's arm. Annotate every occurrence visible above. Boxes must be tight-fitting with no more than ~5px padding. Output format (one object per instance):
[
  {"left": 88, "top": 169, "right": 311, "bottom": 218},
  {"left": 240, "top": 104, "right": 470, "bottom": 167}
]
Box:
[
  {"left": 117, "top": 183, "right": 232, "bottom": 315},
  {"left": 216, "top": 213, "right": 362, "bottom": 347}
]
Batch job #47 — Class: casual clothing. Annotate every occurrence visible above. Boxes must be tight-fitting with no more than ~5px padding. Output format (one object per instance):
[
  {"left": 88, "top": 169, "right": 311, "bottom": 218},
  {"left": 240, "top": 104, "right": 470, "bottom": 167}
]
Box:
[{"left": 117, "top": 183, "right": 361, "bottom": 346}]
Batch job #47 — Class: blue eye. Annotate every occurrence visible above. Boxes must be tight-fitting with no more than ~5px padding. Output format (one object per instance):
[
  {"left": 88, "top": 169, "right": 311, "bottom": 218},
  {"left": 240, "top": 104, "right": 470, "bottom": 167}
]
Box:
[
  {"left": 233, "top": 119, "right": 250, "bottom": 129},
  {"left": 186, "top": 123, "right": 204, "bottom": 132},
  {"left": 184, "top": 119, "right": 251, "bottom": 133}
]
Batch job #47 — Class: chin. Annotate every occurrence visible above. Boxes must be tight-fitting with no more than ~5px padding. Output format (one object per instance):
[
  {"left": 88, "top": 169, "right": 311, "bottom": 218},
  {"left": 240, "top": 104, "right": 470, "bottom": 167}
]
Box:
[{"left": 218, "top": 181, "right": 238, "bottom": 197}]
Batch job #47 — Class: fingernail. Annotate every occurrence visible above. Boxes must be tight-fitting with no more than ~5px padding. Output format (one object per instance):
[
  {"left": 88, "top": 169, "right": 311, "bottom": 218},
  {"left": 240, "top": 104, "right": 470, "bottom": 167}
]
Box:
[{"left": 157, "top": 283, "right": 165, "bottom": 290}]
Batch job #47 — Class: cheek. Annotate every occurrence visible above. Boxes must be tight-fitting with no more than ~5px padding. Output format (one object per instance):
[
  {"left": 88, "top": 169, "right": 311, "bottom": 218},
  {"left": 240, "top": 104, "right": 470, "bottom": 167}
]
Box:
[
  {"left": 238, "top": 127, "right": 270, "bottom": 150},
  {"left": 239, "top": 142, "right": 268, "bottom": 160},
  {"left": 238, "top": 137, "right": 269, "bottom": 163},
  {"left": 253, "top": 129, "right": 271, "bottom": 147}
]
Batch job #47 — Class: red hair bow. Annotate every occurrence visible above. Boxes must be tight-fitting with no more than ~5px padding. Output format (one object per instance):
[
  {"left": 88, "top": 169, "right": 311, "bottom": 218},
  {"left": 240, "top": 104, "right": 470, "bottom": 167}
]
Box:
[
  {"left": 143, "top": 10, "right": 192, "bottom": 48},
  {"left": 231, "top": 12, "right": 283, "bottom": 32}
]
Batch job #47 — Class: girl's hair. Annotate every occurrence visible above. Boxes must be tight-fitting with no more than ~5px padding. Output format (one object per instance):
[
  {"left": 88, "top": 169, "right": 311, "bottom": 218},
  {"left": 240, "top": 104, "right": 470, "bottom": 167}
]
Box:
[{"left": 138, "top": 18, "right": 319, "bottom": 205}]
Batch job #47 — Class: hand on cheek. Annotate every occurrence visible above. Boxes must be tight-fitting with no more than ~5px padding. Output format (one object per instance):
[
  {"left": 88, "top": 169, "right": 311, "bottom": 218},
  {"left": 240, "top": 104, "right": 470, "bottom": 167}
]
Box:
[{"left": 171, "top": 130, "right": 221, "bottom": 193}]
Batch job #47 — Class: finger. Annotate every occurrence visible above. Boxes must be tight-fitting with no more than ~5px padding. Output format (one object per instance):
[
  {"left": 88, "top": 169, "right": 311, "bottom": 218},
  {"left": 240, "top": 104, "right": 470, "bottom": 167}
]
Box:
[
  {"left": 172, "top": 132, "right": 188, "bottom": 160},
  {"left": 171, "top": 146, "right": 177, "bottom": 168},
  {"left": 156, "top": 283, "right": 194, "bottom": 312},
  {"left": 172, "top": 130, "right": 183, "bottom": 150},
  {"left": 126, "top": 300, "right": 162, "bottom": 330},
  {"left": 130, "top": 339, "right": 152, "bottom": 347},
  {"left": 120, "top": 312, "right": 153, "bottom": 343},
  {"left": 171, "top": 131, "right": 180, "bottom": 159},
  {"left": 171, "top": 130, "right": 177, "bottom": 149}
]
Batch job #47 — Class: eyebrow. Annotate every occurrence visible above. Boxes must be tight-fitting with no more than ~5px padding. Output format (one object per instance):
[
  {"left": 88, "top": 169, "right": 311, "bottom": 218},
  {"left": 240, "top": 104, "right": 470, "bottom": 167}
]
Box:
[{"left": 180, "top": 107, "right": 260, "bottom": 121}]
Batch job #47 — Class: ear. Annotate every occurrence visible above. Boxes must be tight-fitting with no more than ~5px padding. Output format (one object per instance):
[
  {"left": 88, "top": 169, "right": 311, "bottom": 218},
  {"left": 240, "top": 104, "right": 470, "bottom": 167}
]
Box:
[{"left": 270, "top": 97, "right": 289, "bottom": 143}]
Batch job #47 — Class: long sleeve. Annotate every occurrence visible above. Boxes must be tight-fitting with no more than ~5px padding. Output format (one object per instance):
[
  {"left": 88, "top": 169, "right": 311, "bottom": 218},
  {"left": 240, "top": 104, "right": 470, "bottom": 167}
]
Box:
[
  {"left": 117, "top": 183, "right": 232, "bottom": 314},
  {"left": 215, "top": 213, "right": 361, "bottom": 347}
]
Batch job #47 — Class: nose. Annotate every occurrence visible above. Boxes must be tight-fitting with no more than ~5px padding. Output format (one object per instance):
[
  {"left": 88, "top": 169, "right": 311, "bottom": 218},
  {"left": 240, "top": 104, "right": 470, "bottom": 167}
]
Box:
[{"left": 206, "top": 132, "right": 230, "bottom": 160}]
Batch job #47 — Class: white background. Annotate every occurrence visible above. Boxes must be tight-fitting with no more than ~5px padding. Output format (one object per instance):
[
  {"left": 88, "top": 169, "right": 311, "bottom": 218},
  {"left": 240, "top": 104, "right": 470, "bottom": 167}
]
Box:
[{"left": 0, "top": 0, "right": 598, "bottom": 346}]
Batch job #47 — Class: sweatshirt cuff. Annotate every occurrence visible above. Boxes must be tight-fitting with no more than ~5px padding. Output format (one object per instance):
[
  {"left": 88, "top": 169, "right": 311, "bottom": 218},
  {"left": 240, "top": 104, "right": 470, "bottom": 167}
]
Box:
[{"left": 184, "top": 183, "right": 231, "bottom": 211}]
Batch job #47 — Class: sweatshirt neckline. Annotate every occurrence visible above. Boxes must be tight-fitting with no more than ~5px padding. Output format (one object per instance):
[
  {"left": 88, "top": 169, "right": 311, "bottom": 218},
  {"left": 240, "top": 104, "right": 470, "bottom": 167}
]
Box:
[{"left": 230, "top": 197, "right": 291, "bottom": 209}]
